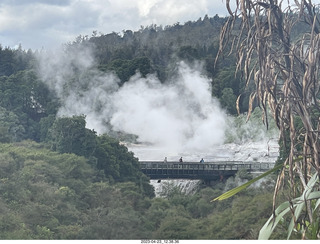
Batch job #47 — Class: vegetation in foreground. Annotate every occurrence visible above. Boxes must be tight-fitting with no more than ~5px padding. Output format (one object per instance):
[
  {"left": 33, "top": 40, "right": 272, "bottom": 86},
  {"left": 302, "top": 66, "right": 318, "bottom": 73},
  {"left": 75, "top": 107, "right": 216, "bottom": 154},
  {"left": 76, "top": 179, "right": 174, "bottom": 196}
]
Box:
[{"left": 0, "top": 140, "right": 285, "bottom": 239}]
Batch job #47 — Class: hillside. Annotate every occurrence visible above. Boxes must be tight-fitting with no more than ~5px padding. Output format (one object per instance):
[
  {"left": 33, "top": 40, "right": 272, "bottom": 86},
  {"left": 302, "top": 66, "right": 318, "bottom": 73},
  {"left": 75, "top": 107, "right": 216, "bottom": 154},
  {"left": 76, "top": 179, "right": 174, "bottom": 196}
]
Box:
[{"left": 0, "top": 140, "right": 285, "bottom": 239}]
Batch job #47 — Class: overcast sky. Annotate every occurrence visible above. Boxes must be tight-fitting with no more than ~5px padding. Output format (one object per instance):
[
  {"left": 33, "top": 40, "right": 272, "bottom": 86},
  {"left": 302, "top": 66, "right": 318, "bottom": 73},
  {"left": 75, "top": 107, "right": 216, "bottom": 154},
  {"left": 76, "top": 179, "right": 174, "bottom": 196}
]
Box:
[{"left": 0, "top": 0, "right": 231, "bottom": 50}]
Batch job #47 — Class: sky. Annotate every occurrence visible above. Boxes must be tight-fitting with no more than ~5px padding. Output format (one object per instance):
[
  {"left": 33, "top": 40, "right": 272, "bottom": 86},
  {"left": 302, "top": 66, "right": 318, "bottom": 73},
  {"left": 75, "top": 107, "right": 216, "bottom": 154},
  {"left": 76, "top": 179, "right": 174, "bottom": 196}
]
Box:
[{"left": 0, "top": 0, "right": 230, "bottom": 50}]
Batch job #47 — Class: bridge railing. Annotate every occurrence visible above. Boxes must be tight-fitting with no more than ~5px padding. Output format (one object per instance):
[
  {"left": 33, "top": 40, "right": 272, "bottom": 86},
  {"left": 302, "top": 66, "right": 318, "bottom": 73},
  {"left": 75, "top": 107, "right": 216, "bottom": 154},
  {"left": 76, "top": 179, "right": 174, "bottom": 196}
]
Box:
[{"left": 139, "top": 161, "right": 275, "bottom": 172}]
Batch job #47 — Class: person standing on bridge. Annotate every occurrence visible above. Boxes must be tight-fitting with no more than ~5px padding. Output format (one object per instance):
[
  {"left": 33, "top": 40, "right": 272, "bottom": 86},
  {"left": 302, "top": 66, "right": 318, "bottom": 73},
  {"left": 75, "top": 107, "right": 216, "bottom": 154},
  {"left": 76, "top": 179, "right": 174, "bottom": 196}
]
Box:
[
  {"left": 200, "top": 158, "right": 204, "bottom": 163},
  {"left": 179, "top": 157, "right": 183, "bottom": 162},
  {"left": 164, "top": 157, "right": 167, "bottom": 163}
]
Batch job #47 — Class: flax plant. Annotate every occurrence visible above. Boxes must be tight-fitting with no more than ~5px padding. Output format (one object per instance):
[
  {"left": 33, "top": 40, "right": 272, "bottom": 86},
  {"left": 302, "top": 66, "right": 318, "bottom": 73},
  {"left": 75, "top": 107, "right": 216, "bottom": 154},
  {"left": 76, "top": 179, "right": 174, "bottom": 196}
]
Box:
[{"left": 213, "top": 0, "right": 320, "bottom": 239}]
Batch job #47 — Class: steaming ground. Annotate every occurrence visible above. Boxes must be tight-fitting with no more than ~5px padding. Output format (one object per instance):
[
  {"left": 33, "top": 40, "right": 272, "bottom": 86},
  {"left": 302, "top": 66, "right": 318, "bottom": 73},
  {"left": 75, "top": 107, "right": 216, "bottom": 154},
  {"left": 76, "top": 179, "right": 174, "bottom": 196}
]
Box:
[
  {"left": 128, "top": 136, "right": 279, "bottom": 198},
  {"left": 137, "top": 139, "right": 279, "bottom": 197},
  {"left": 127, "top": 138, "right": 279, "bottom": 163}
]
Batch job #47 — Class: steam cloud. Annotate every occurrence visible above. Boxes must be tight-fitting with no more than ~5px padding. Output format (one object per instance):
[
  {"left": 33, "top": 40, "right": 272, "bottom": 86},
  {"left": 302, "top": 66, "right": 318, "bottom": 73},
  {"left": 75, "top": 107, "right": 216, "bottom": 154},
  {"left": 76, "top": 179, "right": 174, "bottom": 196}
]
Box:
[{"left": 36, "top": 47, "right": 227, "bottom": 156}]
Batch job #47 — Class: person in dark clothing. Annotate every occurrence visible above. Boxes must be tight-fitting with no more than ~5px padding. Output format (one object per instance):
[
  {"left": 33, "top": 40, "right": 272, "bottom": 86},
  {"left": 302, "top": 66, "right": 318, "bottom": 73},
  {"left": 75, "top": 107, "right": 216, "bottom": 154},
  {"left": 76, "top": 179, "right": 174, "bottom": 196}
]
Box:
[{"left": 179, "top": 157, "right": 183, "bottom": 162}]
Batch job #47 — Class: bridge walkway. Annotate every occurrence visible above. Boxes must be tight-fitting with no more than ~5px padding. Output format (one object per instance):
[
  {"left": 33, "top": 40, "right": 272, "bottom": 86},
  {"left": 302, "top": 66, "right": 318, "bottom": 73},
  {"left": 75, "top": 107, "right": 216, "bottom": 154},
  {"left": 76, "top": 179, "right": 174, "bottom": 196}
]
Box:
[{"left": 140, "top": 161, "right": 275, "bottom": 180}]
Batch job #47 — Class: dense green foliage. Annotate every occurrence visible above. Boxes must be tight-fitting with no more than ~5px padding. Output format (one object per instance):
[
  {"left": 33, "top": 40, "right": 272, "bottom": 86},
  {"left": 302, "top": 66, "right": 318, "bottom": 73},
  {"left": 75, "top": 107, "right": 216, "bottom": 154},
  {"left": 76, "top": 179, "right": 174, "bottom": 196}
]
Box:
[
  {"left": 0, "top": 141, "right": 150, "bottom": 239},
  {"left": 0, "top": 141, "right": 281, "bottom": 239},
  {"left": 0, "top": 68, "right": 59, "bottom": 142}
]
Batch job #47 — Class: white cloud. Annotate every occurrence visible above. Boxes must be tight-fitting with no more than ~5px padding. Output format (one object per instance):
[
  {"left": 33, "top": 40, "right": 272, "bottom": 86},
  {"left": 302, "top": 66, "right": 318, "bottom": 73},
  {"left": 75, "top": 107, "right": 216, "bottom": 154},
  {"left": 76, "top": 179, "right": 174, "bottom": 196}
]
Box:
[
  {"left": 0, "top": 0, "right": 229, "bottom": 50},
  {"left": 5, "top": 0, "right": 320, "bottom": 50},
  {"left": 137, "top": 0, "right": 160, "bottom": 17},
  {"left": 145, "top": 0, "right": 209, "bottom": 23}
]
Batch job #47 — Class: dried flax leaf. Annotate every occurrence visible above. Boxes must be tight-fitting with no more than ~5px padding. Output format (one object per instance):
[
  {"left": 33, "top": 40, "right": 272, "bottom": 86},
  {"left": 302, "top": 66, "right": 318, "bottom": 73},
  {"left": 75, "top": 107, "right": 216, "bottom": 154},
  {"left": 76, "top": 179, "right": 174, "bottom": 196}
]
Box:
[
  {"left": 261, "top": 91, "right": 269, "bottom": 128},
  {"left": 244, "top": 44, "right": 255, "bottom": 80},
  {"left": 236, "top": 94, "right": 242, "bottom": 115},
  {"left": 226, "top": 0, "right": 234, "bottom": 16},
  {"left": 267, "top": 93, "right": 277, "bottom": 117},
  {"left": 215, "top": 17, "right": 233, "bottom": 68},
  {"left": 240, "top": 0, "right": 248, "bottom": 21},
  {"left": 228, "top": 36, "right": 237, "bottom": 56},
  {"left": 237, "top": 47, "right": 245, "bottom": 73},
  {"left": 289, "top": 112, "right": 296, "bottom": 193},
  {"left": 246, "top": 92, "right": 256, "bottom": 122}
]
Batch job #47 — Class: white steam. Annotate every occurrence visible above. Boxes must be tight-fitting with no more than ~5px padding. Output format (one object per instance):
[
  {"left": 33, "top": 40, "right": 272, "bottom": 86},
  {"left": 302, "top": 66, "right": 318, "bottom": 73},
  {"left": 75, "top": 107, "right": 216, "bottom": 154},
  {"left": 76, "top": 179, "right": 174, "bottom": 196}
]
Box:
[
  {"left": 36, "top": 47, "right": 227, "bottom": 156},
  {"left": 110, "top": 63, "right": 226, "bottom": 152}
]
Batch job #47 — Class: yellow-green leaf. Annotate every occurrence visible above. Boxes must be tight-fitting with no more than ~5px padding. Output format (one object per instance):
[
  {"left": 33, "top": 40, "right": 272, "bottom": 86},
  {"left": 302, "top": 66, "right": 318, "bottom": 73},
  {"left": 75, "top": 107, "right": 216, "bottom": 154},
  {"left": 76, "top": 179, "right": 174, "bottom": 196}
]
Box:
[{"left": 211, "top": 164, "right": 283, "bottom": 202}]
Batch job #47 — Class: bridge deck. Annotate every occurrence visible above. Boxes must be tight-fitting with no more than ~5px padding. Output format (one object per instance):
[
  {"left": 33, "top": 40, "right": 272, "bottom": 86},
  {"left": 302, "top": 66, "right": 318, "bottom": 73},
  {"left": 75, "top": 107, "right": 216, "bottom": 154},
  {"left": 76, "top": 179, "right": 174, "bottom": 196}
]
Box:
[{"left": 139, "top": 161, "right": 275, "bottom": 180}]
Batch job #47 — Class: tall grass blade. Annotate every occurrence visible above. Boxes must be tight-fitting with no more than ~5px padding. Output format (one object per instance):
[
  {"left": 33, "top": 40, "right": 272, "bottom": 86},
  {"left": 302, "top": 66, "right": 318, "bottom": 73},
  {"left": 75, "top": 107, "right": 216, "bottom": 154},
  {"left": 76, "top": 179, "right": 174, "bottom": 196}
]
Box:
[{"left": 211, "top": 164, "right": 283, "bottom": 202}]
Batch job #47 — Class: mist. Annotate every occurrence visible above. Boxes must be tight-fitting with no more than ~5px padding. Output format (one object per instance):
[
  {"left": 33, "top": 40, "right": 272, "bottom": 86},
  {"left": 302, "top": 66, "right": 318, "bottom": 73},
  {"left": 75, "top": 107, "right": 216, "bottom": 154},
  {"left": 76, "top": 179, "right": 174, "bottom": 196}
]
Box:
[
  {"left": 36, "top": 46, "right": 228, "bottom": 156},
  {"left": 110, "top": 62, "right": 227, "bottom": 152}
]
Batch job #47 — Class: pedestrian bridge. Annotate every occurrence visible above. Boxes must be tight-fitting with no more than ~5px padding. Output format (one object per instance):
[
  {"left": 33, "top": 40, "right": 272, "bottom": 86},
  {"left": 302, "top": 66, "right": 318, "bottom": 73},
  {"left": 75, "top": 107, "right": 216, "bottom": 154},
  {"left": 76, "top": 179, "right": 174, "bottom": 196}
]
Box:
[{"left": 140, "top": 161, "right": 275, "bottom": 181}]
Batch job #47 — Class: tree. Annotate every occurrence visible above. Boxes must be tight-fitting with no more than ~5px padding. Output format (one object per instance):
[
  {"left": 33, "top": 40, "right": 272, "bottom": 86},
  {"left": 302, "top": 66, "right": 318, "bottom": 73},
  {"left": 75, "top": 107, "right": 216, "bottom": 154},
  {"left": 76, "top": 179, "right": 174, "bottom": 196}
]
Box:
[
  {"left": 0, "top": 70, "right": 59, "bottom": 141},
  {"left": 0, "top": 107, "right": 25, "bottom": 142},
  {"left": 177, "top": 46, "right": 200, "bottom": 62},
  {"left": 220, "top": 88, "right": 237, "bottom": 114},
  {"left": 107, "top": 57, "right": 153, "bottom": 84},
  {"left": 212, "top": 66, "right": 248, "bottom": 113},
  {"left": 216, "top": 0, "right": 320, "bottom": 239},
  {"left": 153, "top": 208, "right": 197, "bottom": 239},
  {"left": 94, "top": 134, "right": 155, "bottom": 197},
  {"left": 49, "top": 115, "right": 96, "bottom": 157}
]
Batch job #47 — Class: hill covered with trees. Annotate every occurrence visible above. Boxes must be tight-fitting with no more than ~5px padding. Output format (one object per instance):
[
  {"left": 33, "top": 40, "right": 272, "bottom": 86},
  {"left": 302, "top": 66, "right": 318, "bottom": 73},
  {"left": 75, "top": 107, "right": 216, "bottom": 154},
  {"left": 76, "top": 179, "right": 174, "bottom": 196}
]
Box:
[{"left": 0, "top": 140, "right": 282, "bottom": 239}]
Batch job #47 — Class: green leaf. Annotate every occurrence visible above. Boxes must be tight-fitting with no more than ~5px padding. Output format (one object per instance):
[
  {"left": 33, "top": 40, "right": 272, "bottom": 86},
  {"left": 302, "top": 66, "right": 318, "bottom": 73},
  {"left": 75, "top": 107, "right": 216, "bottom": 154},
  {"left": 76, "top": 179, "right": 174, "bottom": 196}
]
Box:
[
  {"left": 287, "top": 174, "right": 318, "bottom": 239},
  {"left": 314, "top": 198, "right": 320, "bottom": 210},
  {"left": 306, "top": 191, "right": 320, "bottom": 200},
  {"left": 211, "top": 163, "right": 283, "bottom": 202},
  {"left": 287, "top": 173, "right": 318, "bottom": 239},
  {"left": 259, "top": 200, "right": 293, "bottom": 240},
  {"left": 259, "top": 174, "right": 320, "bottom": 240}
]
